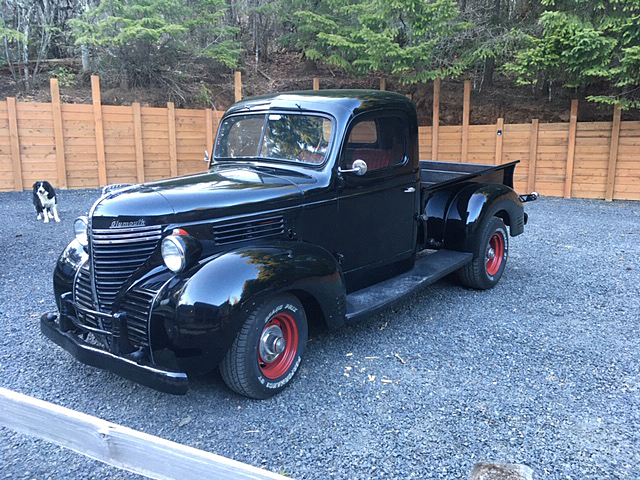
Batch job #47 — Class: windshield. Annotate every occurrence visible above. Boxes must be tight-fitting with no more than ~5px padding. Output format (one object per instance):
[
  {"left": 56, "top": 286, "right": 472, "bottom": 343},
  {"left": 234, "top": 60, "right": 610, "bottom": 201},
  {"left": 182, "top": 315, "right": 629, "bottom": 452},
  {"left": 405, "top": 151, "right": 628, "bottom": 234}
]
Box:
[{"left": 214, "top": 113, "right": 333, "bottom": 165}]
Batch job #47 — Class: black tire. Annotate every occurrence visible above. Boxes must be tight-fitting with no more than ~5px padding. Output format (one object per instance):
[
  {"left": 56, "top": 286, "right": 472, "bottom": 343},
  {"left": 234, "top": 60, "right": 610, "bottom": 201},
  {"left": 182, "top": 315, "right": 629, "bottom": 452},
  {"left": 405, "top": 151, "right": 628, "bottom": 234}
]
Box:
[
  {"left": 220, "top": 294, "right": 307, "bottom": 399},
  {"left": 458, "top": 216, "right": 509, "bottom": 290}
]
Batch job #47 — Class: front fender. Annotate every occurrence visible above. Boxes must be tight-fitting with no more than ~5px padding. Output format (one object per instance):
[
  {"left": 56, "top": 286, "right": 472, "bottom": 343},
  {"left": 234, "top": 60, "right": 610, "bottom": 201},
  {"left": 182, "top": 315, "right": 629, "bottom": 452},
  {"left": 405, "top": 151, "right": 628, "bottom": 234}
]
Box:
[
  {"left": 443, "top": 183, "right": 524, "bottom": 252},
  {"left": 157, "top": 241, "right": 345, "bottom": 374},
  {"left": 53, "top": 239, "right": 89, "bottom": 311}
]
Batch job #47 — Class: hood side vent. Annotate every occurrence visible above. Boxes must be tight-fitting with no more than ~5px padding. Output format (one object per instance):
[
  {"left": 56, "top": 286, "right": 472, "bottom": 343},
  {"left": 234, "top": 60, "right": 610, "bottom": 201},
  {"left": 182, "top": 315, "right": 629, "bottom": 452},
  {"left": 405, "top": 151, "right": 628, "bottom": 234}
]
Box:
[{"left": 213, "top": 214, "right": 284, "bottom": 245}]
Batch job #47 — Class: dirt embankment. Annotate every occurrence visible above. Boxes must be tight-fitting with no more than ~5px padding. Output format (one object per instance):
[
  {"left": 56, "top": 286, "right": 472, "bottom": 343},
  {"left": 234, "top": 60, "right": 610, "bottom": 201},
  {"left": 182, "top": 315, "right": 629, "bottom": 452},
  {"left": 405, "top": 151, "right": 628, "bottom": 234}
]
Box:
[{"left": 1, "top": 53, "right": 637, "bottom": 124}]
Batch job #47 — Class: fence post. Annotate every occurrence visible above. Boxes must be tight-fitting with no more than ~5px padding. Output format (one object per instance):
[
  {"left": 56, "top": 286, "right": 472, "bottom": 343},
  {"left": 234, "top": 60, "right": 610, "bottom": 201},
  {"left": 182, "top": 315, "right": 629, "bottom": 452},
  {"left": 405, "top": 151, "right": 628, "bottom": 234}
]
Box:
[
  {"left": 234, "top": 71, "right": 242, "bottom": 102},
  {"left": 91, "top": 75, "right": 107, "bottom": 186},
  {"left": 432, "top": 78, "right": 440, "bottom": 161},
  {"left": 205, "top": 108, "right": 214, "bottom": 167},
  {"left": 132, "top": 102, "right": 145, "bottom": 183},
  {"left": 167, "top": 102, "right": 178, "bottom": 177},
  {"left": 7, "top": 97, "right": 23, "bottom": 191},
  {"left": 605, "top": 103, "right": 622, "bottom": 201},
  {"left": 313, "top": 77, "right": 319, "bottom": 90},
  {"left": 380, "top": 78, "right": 386, "bottom": 91},
  {"left": 528, "top": 119, "right": 539, "bottom": 193},
  {"left": 495, "top": 117, "right": 504, "bottom": 164},
  {"left": 50, "top": 79, "right": 67, "bottom": 189},
  {"left": 461, "top": 80, "right": 471, "bottom": 162},
  {"left": 563, "top": 99, "right": 579, "bottom": 199}
]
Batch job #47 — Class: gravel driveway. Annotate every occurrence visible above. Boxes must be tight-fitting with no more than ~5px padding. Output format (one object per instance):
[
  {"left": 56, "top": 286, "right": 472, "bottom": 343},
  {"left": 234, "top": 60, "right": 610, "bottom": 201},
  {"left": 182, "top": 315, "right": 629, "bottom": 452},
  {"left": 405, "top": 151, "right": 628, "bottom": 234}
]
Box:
[{"left": 1, "top": 189, "right": 639, "bottom": 479}]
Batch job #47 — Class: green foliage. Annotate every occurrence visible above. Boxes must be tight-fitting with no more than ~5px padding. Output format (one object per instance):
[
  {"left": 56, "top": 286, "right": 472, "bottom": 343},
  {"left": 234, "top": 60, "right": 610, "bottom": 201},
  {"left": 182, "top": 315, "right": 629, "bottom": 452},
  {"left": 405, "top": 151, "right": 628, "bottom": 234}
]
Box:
[
  {"left": 51, "top": 66, "right": 76, "bottom": 87},
  {"left": 71, "top": 0, "right": 240, "bottom": 92},
  {"left": 504, "top": 0, "right": 640, "bottom": 107},
  {"left": 0, "top": 19, "right": 26, "bottom": 47},
  {"left": 292, "top": 0, "right": 470, "bottom": 83},
  {"left": 0, "top": 20, "right": 24, "bottom": 69},
  {"left": 194, "top": 81, "right": 213, "bottom": 106}
]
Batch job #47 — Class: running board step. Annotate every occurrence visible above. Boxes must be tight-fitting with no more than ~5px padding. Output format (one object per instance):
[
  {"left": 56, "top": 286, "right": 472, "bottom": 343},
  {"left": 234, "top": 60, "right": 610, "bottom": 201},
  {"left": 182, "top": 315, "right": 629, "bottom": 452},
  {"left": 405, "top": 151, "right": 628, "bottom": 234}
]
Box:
[{"left": 345, "top": 250, "right": 473, "bottom": 322}]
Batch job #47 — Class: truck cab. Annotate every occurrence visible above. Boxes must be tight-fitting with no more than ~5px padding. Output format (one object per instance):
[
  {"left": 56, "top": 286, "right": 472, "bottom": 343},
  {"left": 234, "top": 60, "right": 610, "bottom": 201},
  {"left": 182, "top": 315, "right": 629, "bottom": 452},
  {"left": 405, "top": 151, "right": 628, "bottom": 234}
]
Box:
[{"left": 42, "top": 90, "right": 534, "bottom": 399}]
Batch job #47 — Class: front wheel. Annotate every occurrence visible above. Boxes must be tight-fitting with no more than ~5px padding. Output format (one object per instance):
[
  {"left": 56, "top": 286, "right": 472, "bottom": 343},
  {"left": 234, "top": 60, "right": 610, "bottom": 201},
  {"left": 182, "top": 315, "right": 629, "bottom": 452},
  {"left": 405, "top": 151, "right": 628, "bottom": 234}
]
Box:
[
  {"left": 220, "top": 294, "right": 307, "bottom": 399},
  {"left": 457, "top": 216, "right": 509, "bottom": 290}
]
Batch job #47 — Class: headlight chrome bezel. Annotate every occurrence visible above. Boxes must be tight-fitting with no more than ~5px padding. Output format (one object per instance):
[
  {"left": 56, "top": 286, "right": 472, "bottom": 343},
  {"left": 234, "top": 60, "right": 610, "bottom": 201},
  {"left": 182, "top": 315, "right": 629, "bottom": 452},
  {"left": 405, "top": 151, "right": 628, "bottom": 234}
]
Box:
[
  {"left": 161, "top": 235, "right": 187, "bottom": 273},
  {"left": 74, "top": 216, "right": 89, "bottom": 247}
]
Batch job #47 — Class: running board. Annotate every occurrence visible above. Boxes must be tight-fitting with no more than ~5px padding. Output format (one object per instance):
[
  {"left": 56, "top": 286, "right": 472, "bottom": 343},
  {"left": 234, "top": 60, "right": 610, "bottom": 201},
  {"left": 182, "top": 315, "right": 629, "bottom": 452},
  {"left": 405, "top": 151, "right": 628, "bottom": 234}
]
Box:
[{"left": 345, "top": 250, "right": 473, "bottom": 322}]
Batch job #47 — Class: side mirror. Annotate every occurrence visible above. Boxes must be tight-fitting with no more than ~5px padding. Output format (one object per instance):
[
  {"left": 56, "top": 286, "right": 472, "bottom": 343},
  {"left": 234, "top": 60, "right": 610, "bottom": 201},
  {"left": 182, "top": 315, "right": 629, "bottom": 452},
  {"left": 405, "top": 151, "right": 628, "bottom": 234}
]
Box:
[{"left": 338, "top": 159, "right": 368, "bottom": 176}]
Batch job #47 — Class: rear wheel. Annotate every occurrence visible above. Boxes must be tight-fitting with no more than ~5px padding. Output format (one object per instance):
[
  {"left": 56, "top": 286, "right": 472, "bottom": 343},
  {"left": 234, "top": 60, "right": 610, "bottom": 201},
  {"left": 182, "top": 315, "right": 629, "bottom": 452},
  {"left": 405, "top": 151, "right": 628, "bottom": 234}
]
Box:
[
  {"left": 220, "top": 294, "right": 307, "bottom": 399},
  {"left": 458, "top": 216, "right": 509, "bottom": 290}
]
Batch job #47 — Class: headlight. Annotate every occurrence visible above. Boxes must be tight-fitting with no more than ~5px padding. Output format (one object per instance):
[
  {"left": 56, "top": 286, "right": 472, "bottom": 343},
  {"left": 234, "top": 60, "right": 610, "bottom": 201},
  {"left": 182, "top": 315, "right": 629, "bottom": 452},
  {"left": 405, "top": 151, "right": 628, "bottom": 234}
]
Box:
[
  {"left": 74, "top": 216, "right": 89, "bottom": 247},
  {"left": 161, "top": 231, "right": 202, "bottom": 273},
  {"left": 162, "top": 236, "right": 186, "bottom": 273}
]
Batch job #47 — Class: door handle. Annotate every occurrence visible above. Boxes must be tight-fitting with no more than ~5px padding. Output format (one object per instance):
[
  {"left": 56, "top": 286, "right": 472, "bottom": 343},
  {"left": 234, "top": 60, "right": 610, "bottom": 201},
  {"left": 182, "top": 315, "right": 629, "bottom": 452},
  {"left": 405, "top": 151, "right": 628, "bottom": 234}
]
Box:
[{"left": 404, "top": 187, "right": 416, "bottom": 193}]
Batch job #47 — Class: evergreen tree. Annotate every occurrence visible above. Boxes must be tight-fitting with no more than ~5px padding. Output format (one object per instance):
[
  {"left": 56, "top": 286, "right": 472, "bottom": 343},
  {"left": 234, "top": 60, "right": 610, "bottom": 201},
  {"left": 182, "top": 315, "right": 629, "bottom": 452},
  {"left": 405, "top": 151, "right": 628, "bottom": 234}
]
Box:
[
  {"left": 71, "top": 0, "right": 240, "bottom": 95},
  {"left": 292, "top": 0, "right": 470, "bottom": 83},
  {"left": 505, "top": 0, "right": 640, "bottom": 107}
]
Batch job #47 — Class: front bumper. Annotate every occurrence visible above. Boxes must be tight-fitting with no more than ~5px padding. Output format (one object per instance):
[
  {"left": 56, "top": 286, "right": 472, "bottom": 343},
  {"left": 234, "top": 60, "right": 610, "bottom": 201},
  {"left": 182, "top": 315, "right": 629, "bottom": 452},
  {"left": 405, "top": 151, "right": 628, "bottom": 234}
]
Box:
[{"left": 40, "top": 309, "right": 189, "bottom": 395}]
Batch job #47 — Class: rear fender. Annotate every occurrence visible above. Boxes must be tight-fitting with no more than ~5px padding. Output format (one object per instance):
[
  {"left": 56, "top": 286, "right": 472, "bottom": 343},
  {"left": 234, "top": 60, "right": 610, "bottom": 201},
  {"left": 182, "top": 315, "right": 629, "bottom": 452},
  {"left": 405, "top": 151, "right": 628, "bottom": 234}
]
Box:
[
  {"left": 443, "top": 183, "right": 524, "bottom": 252},
  {"left": 157, "top": 241, "right": 345, "bottom": 372}
]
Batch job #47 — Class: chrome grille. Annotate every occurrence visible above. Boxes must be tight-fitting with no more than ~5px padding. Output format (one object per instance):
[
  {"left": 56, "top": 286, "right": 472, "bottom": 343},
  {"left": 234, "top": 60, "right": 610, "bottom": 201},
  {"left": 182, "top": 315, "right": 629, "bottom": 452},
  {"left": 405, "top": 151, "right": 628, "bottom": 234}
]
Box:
[
  {"left": 91, "top": 225, "right": 163, "bottom": 311},
  {"left": 73, "top": 262, "right": 104, "bottom": 330},
  {"left": 213, "top": 215, "right": 284, "bottom": 245},
  {"left": 73, "top": 261, "right": 157, "bottom": 349},
  {"left": 119, "top": 287, "right": 157, "bottom": 348}
]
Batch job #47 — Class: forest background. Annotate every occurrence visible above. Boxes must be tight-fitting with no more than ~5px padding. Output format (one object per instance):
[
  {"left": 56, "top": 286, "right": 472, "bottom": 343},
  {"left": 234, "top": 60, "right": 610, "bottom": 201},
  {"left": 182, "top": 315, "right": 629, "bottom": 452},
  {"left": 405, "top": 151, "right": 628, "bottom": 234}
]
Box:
[{"left": 1, "top": 0, "right": 639, "bottom": 124}]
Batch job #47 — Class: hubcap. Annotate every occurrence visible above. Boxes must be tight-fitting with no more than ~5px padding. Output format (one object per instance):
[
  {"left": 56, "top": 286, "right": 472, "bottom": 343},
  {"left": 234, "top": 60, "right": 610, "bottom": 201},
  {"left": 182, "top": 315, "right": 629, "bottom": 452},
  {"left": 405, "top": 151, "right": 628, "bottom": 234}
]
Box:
[
  {"left": 259, "top": 325, "right": 286, "bottom": 363},
  {"left": 258, "top": 312, "right": 299, "bottom": 380},
  {"left": 485, "top": 232, "right": 505, "bottom": 276}
]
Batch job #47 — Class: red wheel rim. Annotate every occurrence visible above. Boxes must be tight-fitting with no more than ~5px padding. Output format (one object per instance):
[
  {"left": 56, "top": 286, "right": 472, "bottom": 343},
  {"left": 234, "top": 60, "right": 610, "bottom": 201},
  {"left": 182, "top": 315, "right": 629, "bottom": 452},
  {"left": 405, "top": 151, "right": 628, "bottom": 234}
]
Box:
[
  {"left": 485, "top": 232, "right": 505, "bottom": 276},
  {"left": 258, "top": 313, "right": 299, "bottom": 380}
]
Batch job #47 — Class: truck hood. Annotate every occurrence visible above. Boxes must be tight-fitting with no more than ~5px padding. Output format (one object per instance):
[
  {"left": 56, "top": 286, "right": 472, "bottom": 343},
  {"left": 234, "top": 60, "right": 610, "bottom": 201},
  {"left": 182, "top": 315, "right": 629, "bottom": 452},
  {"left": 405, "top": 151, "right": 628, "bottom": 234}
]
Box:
[{"left": 91, "top": 166, "right": 306, "bottom": 228}]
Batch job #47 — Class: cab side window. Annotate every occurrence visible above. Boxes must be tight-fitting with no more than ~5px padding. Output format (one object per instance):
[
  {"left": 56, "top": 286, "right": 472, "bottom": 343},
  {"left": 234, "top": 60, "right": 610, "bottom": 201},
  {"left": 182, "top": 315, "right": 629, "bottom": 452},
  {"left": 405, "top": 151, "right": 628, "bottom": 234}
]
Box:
[{"left": 345, "top": 117, "right": 406, "bottom": 171}]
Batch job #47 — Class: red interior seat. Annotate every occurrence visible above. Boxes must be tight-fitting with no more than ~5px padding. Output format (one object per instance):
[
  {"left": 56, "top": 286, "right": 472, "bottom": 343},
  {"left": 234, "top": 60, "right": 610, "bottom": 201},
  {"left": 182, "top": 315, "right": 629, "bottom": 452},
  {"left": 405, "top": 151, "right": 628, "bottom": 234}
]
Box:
[{"left": 352, "top": 149, "right": 392, "bottom": 170}]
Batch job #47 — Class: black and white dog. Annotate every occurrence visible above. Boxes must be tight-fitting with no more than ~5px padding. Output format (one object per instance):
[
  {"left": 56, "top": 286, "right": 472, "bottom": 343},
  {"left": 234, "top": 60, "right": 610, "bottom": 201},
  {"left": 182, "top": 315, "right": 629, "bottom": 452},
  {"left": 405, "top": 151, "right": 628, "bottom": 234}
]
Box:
[{"left": 32, "top": 181, "right": 60, "bottom": 223}]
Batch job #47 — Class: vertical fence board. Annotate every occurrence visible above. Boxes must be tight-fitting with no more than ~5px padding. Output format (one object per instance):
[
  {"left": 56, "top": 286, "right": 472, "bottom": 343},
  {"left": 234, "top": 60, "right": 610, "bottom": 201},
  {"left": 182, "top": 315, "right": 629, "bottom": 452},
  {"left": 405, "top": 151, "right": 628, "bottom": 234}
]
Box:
[
  {"left": 380, "top": 78, "right": 386, "bottom": 91},
  {"left": 0, "top": 101, "right": 10, "bottom": 191},
  {"left": 91, "top": 76, "right": 107, "bottom": 186},
  {"left": 313, "top": 77, "right": 319, "bottom": 90},
  {"left": 205, "top": 108, "right": 214, "bottom": 161},
  {"left": 132, "top": 102, "right": 145, "bottom": 183},
  {"left": 528, "top": 119, "right": 539, "bottom": 193},
  {"left": 50, "top": 79, "right": 67, "bottom": 188},
  {"left": 234, "top": 71, "right": 242, "bottom": 102},
  {"left": 564, "top": 99, "right": 579, "bottom": 198},
  {"left": 7, "top": 97, "right": 23, "bottom": 191},
  {"left": 432, "top": 78, "right": 440, "bottom": 160},
  {"left": 495, "top": 118, "right": 504, "bottom": 165},
  {"left": 461, "top": 80, "right": 471, "bottom": 162},
  {"left": 605, "top": 104, "right": 622, "bottom": 202},
  {"left": 167, "top": 102, "right": 178, "bottom": 177}
]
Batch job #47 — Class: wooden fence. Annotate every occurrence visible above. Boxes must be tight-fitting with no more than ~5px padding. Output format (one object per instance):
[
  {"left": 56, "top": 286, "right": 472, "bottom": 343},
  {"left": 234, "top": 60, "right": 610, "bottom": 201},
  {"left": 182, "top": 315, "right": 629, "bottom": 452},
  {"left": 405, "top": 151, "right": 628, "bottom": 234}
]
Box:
[
  {"left": 420, "top": 101, "right": 640, "bottom": 201},
  {"left": 1, "top": 75, "right": 639, "bottom": 201},
  {"left": 0, "top": 76, "right": 222, "bottom": 192}
]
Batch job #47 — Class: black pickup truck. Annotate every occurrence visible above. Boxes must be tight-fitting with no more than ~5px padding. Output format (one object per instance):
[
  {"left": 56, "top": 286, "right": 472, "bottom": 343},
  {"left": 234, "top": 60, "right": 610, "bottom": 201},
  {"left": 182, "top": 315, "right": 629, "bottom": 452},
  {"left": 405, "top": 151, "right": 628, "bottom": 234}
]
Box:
[{"left": 41, "top": 90, "right": 536, "bottom": 399}]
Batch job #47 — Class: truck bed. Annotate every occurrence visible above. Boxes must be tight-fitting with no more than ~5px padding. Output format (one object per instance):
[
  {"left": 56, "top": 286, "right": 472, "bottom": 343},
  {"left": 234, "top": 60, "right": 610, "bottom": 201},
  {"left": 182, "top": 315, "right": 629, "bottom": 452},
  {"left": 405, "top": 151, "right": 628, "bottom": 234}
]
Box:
[{"left": 420, "top": 160, "right": 518, "bottom": 191}]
